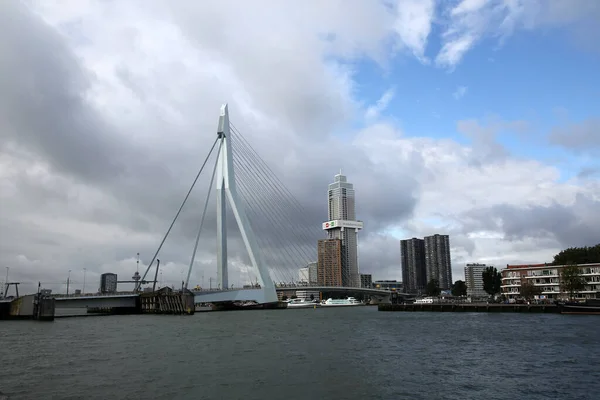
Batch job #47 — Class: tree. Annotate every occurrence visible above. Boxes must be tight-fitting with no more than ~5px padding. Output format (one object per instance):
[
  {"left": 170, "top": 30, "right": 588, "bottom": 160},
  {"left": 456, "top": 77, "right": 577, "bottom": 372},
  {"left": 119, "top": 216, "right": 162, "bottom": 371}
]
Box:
[
  {"left": 560, "top": 264, "right": 586, "bottom": 300},
  {"left": 519, "top": 279, "right": 542, "bottom": 301},
  {"left": 552, "top": 244, "right": 600, "bottom": 266},
  {"left": 426, "top": 279, "right": 441, "bottom": 296},
  {"left": 451, "top": 280, "right": 468, "bottom": 297},
  {"left": 482, "top": 266, "right": 502, "bottom": 297}
]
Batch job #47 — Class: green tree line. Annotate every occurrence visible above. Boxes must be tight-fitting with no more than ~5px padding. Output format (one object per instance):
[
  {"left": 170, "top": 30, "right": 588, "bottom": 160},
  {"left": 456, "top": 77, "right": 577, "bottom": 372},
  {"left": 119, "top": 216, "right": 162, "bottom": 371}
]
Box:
[{"left": 552, "top": 244, "right": 600, "bottom": 265}]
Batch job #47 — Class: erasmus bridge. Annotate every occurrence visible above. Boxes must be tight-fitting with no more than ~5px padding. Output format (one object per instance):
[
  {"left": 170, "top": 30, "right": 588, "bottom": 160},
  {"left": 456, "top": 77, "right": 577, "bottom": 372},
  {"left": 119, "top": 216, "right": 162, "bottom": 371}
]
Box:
[{"left": 52, "top": 104, "right": 406, "bottom": 311}]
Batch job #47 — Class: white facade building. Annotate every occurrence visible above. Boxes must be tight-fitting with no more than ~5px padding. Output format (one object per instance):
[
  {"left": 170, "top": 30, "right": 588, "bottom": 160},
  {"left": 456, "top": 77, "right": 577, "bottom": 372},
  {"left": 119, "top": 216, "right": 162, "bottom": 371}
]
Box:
[
  {"left": 322, "top": 172, "right": 363, "bottom": 287},
  {"left": 501, "top": 263, "right": 600, "bottom": 300},
  {"left": 465, "top": 263, "right": 488, "bottom": 298},
  {"left": 298, "top": 267, "right": 309, "bottom": 284}
]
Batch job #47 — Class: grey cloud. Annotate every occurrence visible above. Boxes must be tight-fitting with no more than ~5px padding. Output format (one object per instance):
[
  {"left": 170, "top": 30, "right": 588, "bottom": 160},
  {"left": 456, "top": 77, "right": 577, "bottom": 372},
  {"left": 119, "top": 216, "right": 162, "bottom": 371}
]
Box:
[
  {"left": 0, "top": 1, "right": 421, "bottom": 293},
  {"left": 461, "top": 193, "right": 600, "bottom": 249},
  {"left": 578, "top": 167, "right": 600, "bottom": 179},
  {"left": 0, "top": 2, "right": 129, "bottom": 184},
  {"left": 548, "top": 118, "right": 600, "bottom": 153}
]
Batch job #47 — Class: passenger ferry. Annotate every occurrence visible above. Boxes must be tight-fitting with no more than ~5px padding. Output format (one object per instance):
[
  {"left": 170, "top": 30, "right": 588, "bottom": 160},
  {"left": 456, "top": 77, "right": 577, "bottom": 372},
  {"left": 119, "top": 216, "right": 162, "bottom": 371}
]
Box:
[{"left": 320, "top": 297, "right": 363, "bottom": 307}]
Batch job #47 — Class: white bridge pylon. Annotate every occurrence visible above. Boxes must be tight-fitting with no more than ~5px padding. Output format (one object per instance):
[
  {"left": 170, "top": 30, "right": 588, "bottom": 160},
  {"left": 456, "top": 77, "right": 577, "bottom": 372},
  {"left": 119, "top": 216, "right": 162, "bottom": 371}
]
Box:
[{"left": 214, "top": 104, "right": 278, "bottom": 304}]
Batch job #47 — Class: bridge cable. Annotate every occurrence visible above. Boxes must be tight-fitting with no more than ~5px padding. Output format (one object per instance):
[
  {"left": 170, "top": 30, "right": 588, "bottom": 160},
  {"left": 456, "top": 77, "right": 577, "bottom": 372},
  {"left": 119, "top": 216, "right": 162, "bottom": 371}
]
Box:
[
  {"left": 230, "top": 137, "right": 310, "bottom": 276},
  {"left": 137, "top": 136, "right": 219, "bottom": 290},
  {"left": 229, "top": 144, "right": 304, "bottom": 284},
  {"left": 230, "top": 125, "right": 324, "bottom": 255},
  {"left": 230, "top": 133, "right": 320, "bottom": 284},
  {"left": 230, "top": 124, "right": 353, "bottom": 287},
  {"left": 229, "top": 125, "right": 323, "bottom": 284},
  {"left": 184, "top": 137, "right": 223, "bottom": 289}
]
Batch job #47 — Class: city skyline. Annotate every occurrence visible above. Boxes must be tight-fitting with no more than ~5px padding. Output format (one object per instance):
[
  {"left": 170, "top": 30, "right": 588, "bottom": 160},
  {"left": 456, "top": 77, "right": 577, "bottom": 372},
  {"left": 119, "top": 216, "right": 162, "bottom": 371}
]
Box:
[{"left": 1, "top": 1, "right": 599, "bottom": 295}]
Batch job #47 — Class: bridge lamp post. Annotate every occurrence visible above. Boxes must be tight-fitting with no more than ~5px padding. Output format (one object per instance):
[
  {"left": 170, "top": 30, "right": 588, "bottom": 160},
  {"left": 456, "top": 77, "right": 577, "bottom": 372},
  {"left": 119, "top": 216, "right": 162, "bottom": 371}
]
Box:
[
  {"left": 67, "top": 269, "right": 71, "bottom": 296},
  {"left": 83, "top": 268, "right": 87, "bottom": 294},
  {"left": 2, "top": 267, "right": 8, "bottom": 298}
]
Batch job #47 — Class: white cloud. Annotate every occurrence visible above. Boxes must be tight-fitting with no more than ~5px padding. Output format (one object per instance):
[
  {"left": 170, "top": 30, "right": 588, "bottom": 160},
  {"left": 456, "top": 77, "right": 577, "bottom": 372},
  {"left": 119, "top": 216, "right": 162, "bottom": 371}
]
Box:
[
  {"left": 436, "top": 0, "right": 600, "bottom": 68},
  {"left": 365, "top": 87, "right": 396, "bottom": 120},
  {"left": 393, "top": 0, "right": 436, "bottom": 62},
  {"left": 453, "top": 86, "right": 468, "bottom": 100}
]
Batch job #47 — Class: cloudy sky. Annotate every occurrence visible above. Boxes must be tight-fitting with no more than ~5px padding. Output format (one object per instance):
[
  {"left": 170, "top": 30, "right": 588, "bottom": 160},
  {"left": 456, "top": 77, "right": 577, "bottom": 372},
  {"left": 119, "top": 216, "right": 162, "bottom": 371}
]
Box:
[{"left": 1, "top": 0, "right": 599, "bottom": 294}]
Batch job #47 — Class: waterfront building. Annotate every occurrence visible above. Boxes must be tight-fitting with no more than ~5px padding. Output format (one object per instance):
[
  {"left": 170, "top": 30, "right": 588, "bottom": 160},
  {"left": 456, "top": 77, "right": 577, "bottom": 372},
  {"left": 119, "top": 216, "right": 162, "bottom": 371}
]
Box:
[
  {"left": 360, "top": 273, "right": 372, "bottom": 288},
  {"left": 400, "top": 238, "right": 426, "bottom": 293},
  {"left": 298, "top": 267, "right": 309, "bottom": 284},
  {"left": 322, "top": 172, "right": 363, "bottom": 287},
  {"left": 465, "top": 263, "right": 488, "bottom": 298},
  {"left": 100, "top": 273, "right": 117, "bottom": 293},
  {"left": 317, "top": 239, "right": 343, "bottom": 286},
  {"left": 424, "top": 234, "right": 452, "bottom": 290},
  {"left": 307, "top": 262, "right": 318, "bottom": 284},
  {"left": 500, "top": 263, "right": 600, "bottom": 300}
]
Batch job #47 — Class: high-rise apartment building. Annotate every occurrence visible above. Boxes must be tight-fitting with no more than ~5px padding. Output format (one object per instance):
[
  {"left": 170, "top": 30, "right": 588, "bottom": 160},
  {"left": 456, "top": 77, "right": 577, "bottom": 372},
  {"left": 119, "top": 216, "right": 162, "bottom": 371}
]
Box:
[
  {"left": 464, "top": 263, "right": 488, "bottom": 298},
  {"left": 360, "top": 273, "right": 372, "bottom": 289},
  {"left": 322, "top": 172, "right": 363, "bottom": 287},
  {"left": 400, "top": 238, "right": 427, "bottom": 293},
  {"left": 317, "top": 239, "right": 343, "bottom": 286},
  {"left": 424, "top": 234, "right": 452, "bottom": 290},
  {"left": 100, "top": 273, "right": 117, "bottom": 293},
  {"left": 307, "top": 262, "right": 318, "bottom": 284}
]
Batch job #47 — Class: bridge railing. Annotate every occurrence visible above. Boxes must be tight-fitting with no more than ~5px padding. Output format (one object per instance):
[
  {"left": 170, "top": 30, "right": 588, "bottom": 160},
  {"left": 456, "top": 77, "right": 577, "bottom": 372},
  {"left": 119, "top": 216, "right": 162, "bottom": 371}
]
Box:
[{"left": 52, "top": 291, "right": 137, "bottom": 299}]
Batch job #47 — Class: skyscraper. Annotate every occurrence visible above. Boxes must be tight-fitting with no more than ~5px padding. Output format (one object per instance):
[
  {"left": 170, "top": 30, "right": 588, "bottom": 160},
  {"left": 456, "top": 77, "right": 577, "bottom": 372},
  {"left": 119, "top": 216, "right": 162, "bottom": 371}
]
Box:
[
  {"left": 322, "top": 172, "right": 363, "bottom": 287},
  {"left": 424, "top": 234, "right": 452, "bottom": 290},
  {"left": 400, "top": 238, "right": 427, "bottom": 293}
]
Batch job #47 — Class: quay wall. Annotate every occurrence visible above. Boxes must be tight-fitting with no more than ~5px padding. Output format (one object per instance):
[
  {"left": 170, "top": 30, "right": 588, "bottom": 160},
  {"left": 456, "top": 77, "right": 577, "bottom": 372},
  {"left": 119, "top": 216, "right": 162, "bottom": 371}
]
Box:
[{"left": 379, "top": 303, "right": 560, "bottom": 313}]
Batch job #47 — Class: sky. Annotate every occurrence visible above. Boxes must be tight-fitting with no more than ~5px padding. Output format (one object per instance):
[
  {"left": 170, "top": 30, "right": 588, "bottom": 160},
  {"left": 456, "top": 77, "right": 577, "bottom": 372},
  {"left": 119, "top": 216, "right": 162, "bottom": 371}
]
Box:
[{"left": 1, "top": 0, "right": 599, "bottom": 295}]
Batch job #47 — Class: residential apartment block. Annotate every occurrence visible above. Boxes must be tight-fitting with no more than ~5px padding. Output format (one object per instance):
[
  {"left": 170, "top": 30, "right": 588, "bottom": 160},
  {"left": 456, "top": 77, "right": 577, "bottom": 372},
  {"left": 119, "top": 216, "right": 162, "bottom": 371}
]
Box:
[
  {"left": 424, "top": 234, "right": 452, "bottom": 290},
  {"left": 400, "top": 238, "right": 426, "bottom": 293},
  {"left": 464, "top": 263, "right": 488, "bottom": 298},
  {"left": 501, "top": 263, "right": 600, "bottom": 300}
]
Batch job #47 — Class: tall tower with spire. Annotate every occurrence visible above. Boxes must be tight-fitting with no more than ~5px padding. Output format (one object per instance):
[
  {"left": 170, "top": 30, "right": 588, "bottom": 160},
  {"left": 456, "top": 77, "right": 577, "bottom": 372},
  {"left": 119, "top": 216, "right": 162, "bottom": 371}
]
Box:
[{"left": 322, "top": 171, "right": 363, "bottom": 287}]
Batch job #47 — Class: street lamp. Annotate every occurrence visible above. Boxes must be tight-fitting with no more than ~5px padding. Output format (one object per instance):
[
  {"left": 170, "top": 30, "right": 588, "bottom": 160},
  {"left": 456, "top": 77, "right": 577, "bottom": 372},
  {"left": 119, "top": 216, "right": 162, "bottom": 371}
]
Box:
[
  {"left": 2, "top": 267, "right": 8, "bottom": 298},
  {"left": 83, "top": 268, "right": 87, "bottom": 294},
  {"left": 67, "top": 269, "right": 71, "bottom": 296}
]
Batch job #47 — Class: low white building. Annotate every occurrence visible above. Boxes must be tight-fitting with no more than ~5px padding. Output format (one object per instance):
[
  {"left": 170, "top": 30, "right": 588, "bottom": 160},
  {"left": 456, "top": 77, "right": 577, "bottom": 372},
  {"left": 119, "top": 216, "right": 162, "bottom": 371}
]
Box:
[
  {"left": 501, "top": 262, "right": 600, "bottom": 300},
  {"left": 298, "top": 267, "right": 309, "bottom": 284}
]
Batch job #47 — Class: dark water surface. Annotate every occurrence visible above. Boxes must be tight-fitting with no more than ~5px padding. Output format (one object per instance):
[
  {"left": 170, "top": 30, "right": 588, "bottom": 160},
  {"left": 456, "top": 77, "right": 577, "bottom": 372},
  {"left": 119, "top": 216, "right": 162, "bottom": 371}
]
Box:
[{"left": 1, "top": 307, "right": 599, "bottom": 400}]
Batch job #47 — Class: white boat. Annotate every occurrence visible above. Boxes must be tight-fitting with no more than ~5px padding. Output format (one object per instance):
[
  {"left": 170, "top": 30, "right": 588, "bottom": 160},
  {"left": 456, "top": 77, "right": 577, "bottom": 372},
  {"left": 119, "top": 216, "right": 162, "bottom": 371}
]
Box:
[
  {"left": 320, "top": 297, "right": 363, "bottom": 307},
  {"left": 414, "top": 297, "right": 434, "bottom": 304},
  {"left": 286, "top": 298, "right": 320, "bottom": 308}
]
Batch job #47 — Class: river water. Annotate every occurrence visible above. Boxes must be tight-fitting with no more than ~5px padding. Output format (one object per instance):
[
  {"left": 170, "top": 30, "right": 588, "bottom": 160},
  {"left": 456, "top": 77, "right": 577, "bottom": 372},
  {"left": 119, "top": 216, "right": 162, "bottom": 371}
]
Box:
[{"left": 1, "top": 307, "right": 599, "bottom": 400}]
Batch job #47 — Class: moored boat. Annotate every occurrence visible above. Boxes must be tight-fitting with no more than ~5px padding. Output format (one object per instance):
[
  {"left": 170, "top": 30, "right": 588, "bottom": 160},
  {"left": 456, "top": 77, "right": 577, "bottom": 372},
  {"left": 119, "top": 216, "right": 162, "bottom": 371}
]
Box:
[
  {"left": 286, "top": 298, "right": 320, "bottom": 308},
  {"left": 320, "top": 297, "right": 363, "bottom": 307},
  {"left": 558, "top": 299, "right": 600, "bottom": 315}
]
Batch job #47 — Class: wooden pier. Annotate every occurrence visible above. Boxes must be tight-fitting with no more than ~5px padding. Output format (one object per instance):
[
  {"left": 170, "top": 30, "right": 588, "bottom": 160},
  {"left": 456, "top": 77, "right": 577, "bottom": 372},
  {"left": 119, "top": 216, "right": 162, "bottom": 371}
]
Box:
[
  {"left": 139, "top": 287, "right": 195, "bottom": 315},
  {"left": 379, "top": 303, "right": 560, "bottom": 313}
]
